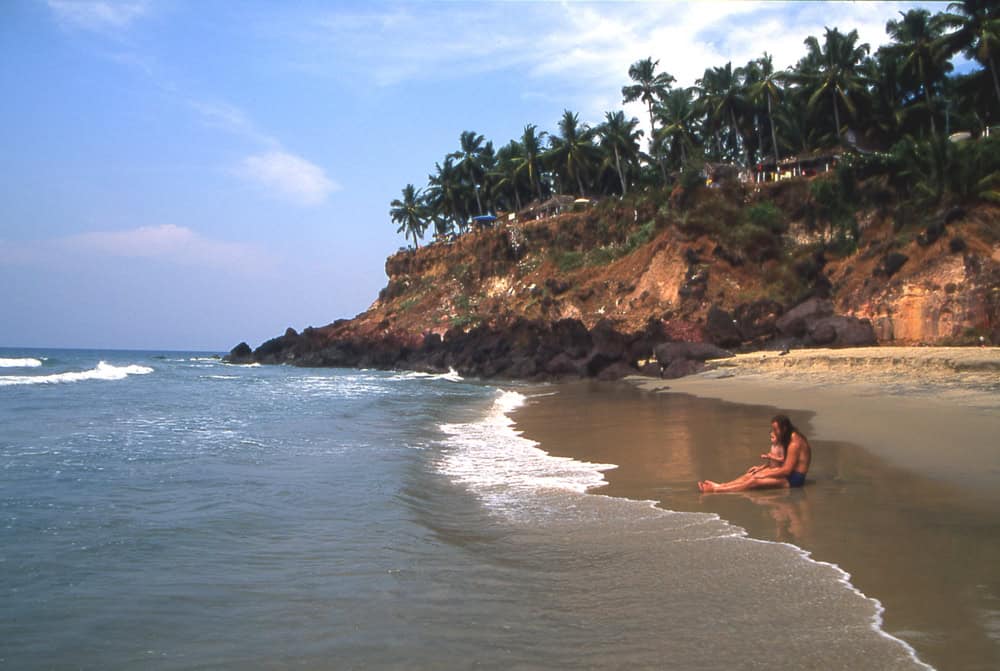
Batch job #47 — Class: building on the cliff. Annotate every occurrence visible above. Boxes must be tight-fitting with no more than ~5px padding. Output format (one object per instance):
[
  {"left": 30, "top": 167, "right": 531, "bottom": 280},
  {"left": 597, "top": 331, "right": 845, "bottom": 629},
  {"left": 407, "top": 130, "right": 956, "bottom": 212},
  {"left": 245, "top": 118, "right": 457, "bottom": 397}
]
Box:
[
  {"left": 519, "top": 195, "right": 577, "bottom": 221},
  {"left": 750, "top": 150, "right": 841, "bottom": 183}
]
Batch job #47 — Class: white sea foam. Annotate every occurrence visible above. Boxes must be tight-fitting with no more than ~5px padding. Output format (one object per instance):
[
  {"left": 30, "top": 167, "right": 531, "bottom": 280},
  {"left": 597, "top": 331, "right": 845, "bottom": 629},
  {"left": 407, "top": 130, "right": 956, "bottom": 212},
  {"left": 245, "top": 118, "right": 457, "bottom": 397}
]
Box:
[
  {"left": 438, "top": 390, "right": 617, "bottom": 514},
  {"left": 0, "top": 357, "right": 43, "bottom": 368},
  {"left": 0, "top": 361, "right": 153, "bottom": 386},
  {"left": 390, "top": 368, "right": 464, "bottom": 382}
]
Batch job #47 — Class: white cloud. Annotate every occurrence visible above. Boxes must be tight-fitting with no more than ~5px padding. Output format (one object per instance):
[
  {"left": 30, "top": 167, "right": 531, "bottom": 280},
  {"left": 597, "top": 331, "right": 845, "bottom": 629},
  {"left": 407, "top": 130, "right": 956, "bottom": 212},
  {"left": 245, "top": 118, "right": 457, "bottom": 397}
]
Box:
[
  {"left": 0, "top": 224, "right": 277, "bottom": 275},
  {"left": 2, "top": 225, "right": 276, "bottom": 274},
  {"left": 64, "top": 224, "right": 275, "bottom": 271},
  {"left": 187, "top": 99, "right": 279, "bottom": 148},
  {"left": 291, "top": 1, "right": 945, "bottom": 119},
  {"left": 238, "top": 151, "right": 340, "bottom": 206},
  {"left": 47, "top": 0, "right": 151, "bottom": 33}
]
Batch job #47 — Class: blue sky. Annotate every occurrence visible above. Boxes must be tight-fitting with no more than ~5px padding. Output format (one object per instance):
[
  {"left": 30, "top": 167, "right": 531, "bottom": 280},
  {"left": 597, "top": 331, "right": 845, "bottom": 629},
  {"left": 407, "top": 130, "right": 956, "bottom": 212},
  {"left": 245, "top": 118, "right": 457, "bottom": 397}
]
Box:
[{"left": 0, "top": 0, "right": 946, "bottom": 351}]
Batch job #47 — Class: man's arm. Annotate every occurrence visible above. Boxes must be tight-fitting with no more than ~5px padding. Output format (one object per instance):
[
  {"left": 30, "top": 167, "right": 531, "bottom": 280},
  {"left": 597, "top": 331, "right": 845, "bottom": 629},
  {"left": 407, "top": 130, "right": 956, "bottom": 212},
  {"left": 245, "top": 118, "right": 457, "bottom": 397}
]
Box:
[{"left": 753, "top": 437, "right": 801, "bottom": 479}]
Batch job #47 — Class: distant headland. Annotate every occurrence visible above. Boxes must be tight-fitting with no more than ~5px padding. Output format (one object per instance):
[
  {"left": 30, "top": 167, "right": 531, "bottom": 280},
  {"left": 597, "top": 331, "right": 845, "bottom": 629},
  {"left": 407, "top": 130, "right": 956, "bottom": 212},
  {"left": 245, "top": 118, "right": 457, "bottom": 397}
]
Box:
[{"left": 226, "top": 5, "right": 1000, "bottom": 379}]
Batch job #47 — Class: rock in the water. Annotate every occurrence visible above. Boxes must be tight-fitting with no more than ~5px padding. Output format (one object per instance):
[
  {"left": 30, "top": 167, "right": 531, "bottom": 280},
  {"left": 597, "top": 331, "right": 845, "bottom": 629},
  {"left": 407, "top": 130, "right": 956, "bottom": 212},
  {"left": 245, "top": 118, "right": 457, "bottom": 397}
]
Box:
[{"left": 224, "top": 342, "right": 253, "bottom": 364}]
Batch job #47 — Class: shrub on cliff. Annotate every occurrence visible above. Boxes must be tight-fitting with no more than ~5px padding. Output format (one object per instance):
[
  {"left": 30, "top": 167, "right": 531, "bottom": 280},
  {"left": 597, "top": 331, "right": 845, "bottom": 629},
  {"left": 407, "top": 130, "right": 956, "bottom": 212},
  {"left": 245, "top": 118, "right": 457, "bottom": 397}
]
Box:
[{"left": 746, "top": 201, "right": 787, "bottom": 235}]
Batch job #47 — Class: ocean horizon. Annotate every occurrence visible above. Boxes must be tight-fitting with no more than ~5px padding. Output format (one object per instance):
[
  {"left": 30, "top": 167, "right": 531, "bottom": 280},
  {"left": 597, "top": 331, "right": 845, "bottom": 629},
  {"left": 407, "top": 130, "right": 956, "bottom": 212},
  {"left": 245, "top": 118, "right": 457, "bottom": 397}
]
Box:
[{"left": 1, "top": 347, "right": 931, "bottom": 669}]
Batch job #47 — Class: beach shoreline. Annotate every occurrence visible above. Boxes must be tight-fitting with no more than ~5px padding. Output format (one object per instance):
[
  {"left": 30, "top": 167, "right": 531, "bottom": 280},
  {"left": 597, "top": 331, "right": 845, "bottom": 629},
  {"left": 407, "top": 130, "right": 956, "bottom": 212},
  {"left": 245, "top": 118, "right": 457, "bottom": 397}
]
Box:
[
  {"left": 510, "top": 346, "right": 1000, "bottom": 670},
  {"left": 630, "top": 345, "right": 1000, "bottom": 496}
]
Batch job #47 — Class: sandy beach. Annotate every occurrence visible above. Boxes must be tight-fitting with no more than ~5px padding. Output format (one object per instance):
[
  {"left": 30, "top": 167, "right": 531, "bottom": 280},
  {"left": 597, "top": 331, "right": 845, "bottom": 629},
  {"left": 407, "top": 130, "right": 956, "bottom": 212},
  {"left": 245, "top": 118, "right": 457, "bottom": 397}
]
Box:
[{"left": 512, "top": 347, "right": 1000, "bottom": 671}]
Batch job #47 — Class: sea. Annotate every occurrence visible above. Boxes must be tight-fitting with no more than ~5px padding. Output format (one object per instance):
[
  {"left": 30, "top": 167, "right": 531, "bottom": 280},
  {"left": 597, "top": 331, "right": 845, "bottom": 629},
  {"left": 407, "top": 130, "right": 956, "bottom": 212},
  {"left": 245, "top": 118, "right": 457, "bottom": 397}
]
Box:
[{"left": 1, "top": 348, "right": 932, "bottom": 670}]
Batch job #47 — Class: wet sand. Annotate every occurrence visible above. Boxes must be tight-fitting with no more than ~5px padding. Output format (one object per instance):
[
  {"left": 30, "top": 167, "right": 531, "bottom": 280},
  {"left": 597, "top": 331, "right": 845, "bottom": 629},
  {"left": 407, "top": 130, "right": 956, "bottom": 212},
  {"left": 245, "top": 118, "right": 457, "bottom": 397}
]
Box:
[{"left": 512, "top": 348, "right": 1000, "bottom": 671}]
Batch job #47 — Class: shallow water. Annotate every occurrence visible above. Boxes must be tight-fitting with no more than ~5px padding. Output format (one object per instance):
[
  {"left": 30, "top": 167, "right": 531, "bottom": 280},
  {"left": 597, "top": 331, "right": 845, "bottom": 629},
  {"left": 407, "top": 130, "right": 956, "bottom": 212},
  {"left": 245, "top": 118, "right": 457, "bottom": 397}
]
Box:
[{"left": 2, "top": 350, "right": 930, "bottom": 669}]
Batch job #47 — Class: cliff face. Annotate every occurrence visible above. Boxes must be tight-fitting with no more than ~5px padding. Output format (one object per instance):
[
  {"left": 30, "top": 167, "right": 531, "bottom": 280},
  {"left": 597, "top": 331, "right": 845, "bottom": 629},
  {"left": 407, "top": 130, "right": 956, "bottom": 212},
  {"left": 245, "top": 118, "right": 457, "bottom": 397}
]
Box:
[
  {"left": 828, "top": 205, "right": 1000, "bottom": 344},
  {"left": 227, "top": 182, "right": 1000, "bottom": 379}
]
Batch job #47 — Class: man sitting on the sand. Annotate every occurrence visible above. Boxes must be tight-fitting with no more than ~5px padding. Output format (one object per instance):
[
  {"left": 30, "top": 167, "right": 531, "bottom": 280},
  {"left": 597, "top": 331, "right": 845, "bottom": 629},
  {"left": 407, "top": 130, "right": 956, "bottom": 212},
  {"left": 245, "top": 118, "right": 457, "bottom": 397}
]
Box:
[{"left": 698, "top": 415, "right": 811, "bottom": 493}]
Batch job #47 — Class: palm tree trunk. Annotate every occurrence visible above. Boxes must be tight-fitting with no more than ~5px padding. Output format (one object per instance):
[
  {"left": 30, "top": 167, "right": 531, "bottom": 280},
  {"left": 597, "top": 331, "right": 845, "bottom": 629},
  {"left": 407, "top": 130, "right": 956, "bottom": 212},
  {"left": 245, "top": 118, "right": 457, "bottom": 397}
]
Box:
[
  {"left": 990, "top": 55, "right": 1000, "bottom": 107},
  {"left": 614, "top": 146, "right": 627, "bottom": 195},
  {"left": 832, "top": 88, "right": 842, "bottom": 143},
  {"left": 732, "top": 107, "right": 749, "bottom": 167},
  {"left": 768, "top": 94, "right": 780, "bottom": 165},
  {"left": 755, "top": 112, "right": 763, "bottom": 165},
  {"left": 648, "top": 102, "right": 667, "bottom": 182},
  {"left": 923, "top": 75, "right": 937, "bottom": 136}
]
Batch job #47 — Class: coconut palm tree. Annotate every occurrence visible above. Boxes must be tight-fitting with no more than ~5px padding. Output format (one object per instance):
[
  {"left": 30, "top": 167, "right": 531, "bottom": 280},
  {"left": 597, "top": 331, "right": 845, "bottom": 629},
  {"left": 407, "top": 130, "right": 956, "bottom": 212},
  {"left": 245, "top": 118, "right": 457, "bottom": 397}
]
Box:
[
  {"left": 696, "top": 62, "right": 751, "bottom": 165},
  {"left": 654, "top": 87, "right": 700, "bottom": 168},
  {"left": 622, "top": 57, "right": 675, "bottom": 179},
  {"left": 796, "top": 27, "right": 871, "bottom": 144},
  {"left": 939, "top": 0, "right": 1000, "bottom": 108},
  {"left": 491, "top": 140, "right": 527, "bottom": 212},
  {"left": 867, "top": 45, "right": 909, "bottom": 140},
  {"left": 546, "top": 110, "right": 598, "bottom": 196},
  {"left": 449, "top": 130, "right": 487, "bottom": 215},
  {"left": 885, "top": 9, "right": 952, "bottom": 136},
  {"left": 426, "top": 158, "right": 467, "bottom": 233},
  {"left": 597, "top": 111, "right": 643, "bottom": 195},
  {"left": 747, "top": 53, "right": 786, "bottom": 165},
  {"left": 390, "top": 184, "right": 428, "bottom": 249},
  {"left": 515, "top": 124, "right": 547, "bottom": 203}
]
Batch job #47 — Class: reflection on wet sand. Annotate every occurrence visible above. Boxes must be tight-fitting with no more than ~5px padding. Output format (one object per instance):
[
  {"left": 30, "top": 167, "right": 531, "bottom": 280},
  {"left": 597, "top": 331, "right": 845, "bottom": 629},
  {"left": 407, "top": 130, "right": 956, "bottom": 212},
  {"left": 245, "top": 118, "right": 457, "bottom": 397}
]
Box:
[
  {"left": 737, "top": 489, "right": 813, "bottom": 545},
  {"left": 513, "top": 380, "right": 1000, "bottom": 671}
]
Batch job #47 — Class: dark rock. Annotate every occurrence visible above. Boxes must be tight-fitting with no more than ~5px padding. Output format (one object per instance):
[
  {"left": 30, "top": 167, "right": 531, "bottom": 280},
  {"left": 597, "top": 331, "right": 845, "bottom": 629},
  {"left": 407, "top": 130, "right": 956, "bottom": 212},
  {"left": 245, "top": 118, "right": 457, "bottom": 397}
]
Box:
[
  {"left": 545, "top": 278, "right": 571, "bottom": 295},
  {"left": 944, "top": 206, "right": 966, "bottom": 225},
  {"left": 654, "top": 342, "right": 733, "bottom": 366},
  {"left": 705, "top": 305, "right": 742, "bottom": 348},
  {"left": 662, "top": 359, "right": 704, "bottom": 379},
  {"left": 776, "top": 298, "right": 834, "bottom": 337},
  {"left": 585, "top": 351, "right": 620, "bottom": 377},
  {"left": 734, "top": 299, "right": 783, "bottom": 344},
  {"left": 874, "top": 252, "right": 908, "bottom": 278},
  {"left": 423, "top": 332, "right": 442, "bottom": 349},
  {"left": 712, "top": 244, "right": 743, "bottom": 267},
  {"left": 225, "top": 342, "right": 253, "bottom": 364},
  {"left": 505, "top": 356, "right": 538, "bottom": 379},
  {"left": 638, "top": 361, "right": 663, "bottom": 377},
  {"left": 590, "top": 319, "right": 627, "bottom": 361},
  {"left": 807, "top": 315, "right": 877, "bottom": 347},
  {"left": 917, "top": 221, "right": 945, "bottom": 247},
  {"left": 679, "top": 264, "right": 709, "bottom": 300},
  {"left": 809, "top": 321, "right": 837, "bottom": 345},
  {"left": 596, "top": 362, "right": 637, "bottom": 381},
  {"left": 544, "top": 352, "right": 586, "bottom": 377}
]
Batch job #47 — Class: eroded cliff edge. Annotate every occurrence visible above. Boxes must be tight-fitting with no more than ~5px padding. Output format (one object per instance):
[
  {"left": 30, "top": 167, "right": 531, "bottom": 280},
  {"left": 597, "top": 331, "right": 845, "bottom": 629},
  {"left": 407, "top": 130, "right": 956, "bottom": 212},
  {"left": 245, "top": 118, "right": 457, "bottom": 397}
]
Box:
[{"left": 226, "top": 178, "right": 1000, "bottom": 380}]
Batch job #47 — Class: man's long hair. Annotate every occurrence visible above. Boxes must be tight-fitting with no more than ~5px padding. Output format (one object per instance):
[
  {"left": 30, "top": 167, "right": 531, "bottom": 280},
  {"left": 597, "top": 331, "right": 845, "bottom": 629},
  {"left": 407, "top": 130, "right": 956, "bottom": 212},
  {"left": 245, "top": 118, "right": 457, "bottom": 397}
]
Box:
[{"left": 771, "top": 414, "right": 798, "bottom": 448}]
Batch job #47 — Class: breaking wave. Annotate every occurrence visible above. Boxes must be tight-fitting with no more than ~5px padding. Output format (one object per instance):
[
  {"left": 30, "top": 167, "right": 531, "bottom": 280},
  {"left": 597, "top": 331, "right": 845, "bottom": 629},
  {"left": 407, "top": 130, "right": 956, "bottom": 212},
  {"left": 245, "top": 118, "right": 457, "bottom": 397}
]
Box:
[
  {"left": 0, "top": 357, "right": 43, "bottom": 368},
  {"left": 0, "top": 361, "right": 153, "bottom": 386}
]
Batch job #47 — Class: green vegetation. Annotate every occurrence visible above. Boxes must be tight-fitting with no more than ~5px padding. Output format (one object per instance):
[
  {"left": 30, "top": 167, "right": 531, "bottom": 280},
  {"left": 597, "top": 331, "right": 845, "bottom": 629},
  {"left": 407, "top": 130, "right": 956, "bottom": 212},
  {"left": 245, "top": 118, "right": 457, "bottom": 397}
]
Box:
[
  {"left": 746, "top": 202, "right": 787, "bottom": 234},
  {"left": 553, "top": 250, "right": 586, "bottom": 272},
  {"left": 391, "top": 2, "right": 999, "bottom": 249}
]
